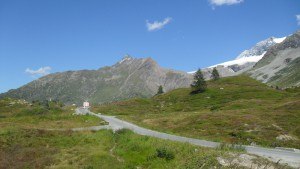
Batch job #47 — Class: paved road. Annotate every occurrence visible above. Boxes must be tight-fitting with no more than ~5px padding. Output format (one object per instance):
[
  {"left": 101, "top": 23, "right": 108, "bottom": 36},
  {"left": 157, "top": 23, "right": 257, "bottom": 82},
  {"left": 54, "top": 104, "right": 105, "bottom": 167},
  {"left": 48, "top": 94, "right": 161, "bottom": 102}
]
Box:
[{"left": 78, "top": 108, "right": 300, "bottom": 168}]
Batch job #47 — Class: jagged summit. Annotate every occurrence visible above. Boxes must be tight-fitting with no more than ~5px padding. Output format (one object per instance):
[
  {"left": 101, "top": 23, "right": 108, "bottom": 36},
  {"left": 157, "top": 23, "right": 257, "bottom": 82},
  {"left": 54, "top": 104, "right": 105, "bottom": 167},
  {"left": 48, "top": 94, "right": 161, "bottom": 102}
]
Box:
[
  {"left": 118, "top": 54, "right": 134, "bottom": 64},
  {"left": 236, "top": 36, "right": 286, "bottom": 59},
  {"left": 117, "top": 55, "right": 157, "bottom": 65}
]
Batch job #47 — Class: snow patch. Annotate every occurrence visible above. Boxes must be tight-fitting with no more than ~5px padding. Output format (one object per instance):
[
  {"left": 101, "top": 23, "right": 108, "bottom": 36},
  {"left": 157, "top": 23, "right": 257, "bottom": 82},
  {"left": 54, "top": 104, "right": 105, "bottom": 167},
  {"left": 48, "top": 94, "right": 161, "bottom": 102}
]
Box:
[
  {"left": 119, "top": 56, "right": 133, "bottom": 64},
  {"left": 187, "top": 52, "right": 266, "bottom": 74},
  {"left": 273, "top": 37, "right": 286, "bottom": 43},
  {"left": 187, "top": 71, "right": 196, "bottom": 74},
  {"left": 209, "top": 52, "right": 266, "bottom": 68}
]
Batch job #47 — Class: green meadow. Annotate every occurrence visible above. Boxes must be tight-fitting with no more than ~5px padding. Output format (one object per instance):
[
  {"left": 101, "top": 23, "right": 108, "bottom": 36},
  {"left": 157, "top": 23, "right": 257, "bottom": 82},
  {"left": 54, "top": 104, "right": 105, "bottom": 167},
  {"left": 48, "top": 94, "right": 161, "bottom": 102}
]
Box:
[
  {"left": 93, "top": 76, "right": 300, "bottom": 149},
  {"left": 0, "top": 92, "right": 290, "bottom": 168}
]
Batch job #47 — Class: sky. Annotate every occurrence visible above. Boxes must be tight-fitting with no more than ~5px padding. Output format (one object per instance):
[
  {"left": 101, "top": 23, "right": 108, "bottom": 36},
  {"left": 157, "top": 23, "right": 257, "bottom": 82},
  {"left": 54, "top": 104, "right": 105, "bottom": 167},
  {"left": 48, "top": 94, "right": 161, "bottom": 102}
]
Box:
[{"left": 0, "top": 0, "right": 300, "bottom": 93}]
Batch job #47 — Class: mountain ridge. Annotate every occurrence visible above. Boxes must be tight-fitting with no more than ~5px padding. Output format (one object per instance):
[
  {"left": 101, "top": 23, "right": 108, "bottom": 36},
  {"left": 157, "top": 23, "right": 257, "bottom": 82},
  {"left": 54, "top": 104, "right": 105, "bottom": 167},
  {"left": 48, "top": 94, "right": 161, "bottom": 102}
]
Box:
[
  {"left": 0, "top": 56, "right": 193, "bottom": 104},
  {"left": 188, "top": 36, "right": 286, "bottom": 76}
]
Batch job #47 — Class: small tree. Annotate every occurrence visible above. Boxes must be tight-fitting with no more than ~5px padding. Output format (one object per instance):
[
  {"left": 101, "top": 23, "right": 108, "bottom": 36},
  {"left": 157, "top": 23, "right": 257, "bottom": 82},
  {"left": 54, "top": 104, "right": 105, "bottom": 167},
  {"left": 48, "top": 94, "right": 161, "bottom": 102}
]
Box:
[
  {"left": 211, "top": 67, "right": 220, "bottom": 80},
  {"left": 157, "top": 85, "right": 164, "bottom": 95},
  {"left": 191, "top": 69, "right": 207, "bottom": 94}
]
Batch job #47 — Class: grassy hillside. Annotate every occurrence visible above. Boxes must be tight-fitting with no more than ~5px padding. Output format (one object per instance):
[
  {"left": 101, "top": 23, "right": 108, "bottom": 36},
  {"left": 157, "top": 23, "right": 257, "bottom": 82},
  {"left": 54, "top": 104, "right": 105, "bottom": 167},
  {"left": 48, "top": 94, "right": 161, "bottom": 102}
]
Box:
[
  {"left": 1, "top": 97, "right": 284, "bottom": 168},
  {"left": 0, "top": 98, "right": 106, "bottom": 129},
  {"left": 93, "top": 76, "right": 300, "bottom": 149}
]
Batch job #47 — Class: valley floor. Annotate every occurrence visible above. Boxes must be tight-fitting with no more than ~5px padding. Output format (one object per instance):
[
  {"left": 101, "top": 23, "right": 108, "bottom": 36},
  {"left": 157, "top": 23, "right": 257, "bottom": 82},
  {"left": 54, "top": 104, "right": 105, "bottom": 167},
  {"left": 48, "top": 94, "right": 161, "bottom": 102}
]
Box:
[{"left": 0, "top": 97, "right": 293, "bottom": 168}]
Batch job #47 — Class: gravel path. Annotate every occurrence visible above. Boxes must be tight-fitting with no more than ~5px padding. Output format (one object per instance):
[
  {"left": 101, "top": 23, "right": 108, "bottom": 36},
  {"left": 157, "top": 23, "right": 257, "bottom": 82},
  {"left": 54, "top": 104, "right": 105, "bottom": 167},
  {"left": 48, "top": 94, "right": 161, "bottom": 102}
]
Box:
[{"left": 78, "top": 108, "right": 300, "bottom": 168}]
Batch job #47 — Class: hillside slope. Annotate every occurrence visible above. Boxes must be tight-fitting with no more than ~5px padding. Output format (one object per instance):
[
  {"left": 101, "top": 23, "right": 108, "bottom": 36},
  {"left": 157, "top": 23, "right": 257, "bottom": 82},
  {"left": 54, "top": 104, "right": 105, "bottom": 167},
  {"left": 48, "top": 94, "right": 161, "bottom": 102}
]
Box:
[
  {"left": 0, "top": 56, "right": 193, "bottom": 105},
  {"left": 93, "top": 76, "right": 300, "bottom": 149}
]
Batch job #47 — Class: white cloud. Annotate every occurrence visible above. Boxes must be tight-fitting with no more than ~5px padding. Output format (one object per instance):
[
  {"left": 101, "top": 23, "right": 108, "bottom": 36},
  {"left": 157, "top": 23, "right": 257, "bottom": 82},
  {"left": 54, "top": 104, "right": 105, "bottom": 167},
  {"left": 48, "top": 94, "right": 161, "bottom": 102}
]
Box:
[
  {"left": 296, "top": 15, "right": 300, "bottom": 25},
  {"left": 209, "top": 0, "right": 243, "bottom": 6},
  {"left": 146, "top": 17, "right": 172, "bottom": 32},
  {"left": 25, "top": 66, "right": 52, "bottom": 76}
]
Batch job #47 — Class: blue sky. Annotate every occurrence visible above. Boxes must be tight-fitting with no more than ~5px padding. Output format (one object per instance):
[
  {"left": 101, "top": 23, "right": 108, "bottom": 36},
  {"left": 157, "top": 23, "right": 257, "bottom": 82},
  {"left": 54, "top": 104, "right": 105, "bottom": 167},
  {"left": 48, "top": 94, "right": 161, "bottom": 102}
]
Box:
[{"left": 1, "top": 0, "right": 300, "bottom": 93}]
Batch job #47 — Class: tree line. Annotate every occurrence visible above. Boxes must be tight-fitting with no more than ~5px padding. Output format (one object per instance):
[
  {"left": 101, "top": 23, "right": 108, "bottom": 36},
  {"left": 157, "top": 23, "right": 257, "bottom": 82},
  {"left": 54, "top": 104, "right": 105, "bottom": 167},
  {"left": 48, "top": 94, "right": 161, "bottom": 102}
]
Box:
[{"left": 156, "top": 67, "right": 220, "bottom": 95}]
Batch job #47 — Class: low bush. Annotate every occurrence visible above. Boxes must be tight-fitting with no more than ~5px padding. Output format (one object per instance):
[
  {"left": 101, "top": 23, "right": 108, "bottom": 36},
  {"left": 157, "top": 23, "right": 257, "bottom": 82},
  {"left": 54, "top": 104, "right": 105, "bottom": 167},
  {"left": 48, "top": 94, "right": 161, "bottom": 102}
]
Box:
[{"left": 155, "top": 147, "right": 175, "bottom": 161}]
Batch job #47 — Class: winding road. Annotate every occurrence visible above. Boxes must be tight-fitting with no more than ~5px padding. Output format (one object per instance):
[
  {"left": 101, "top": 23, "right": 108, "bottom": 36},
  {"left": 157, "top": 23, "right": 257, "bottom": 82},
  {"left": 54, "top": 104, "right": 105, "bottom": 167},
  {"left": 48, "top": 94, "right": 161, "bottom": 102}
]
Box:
[{"left": 77, "top": 108, "right": 300, "bottom": 168}]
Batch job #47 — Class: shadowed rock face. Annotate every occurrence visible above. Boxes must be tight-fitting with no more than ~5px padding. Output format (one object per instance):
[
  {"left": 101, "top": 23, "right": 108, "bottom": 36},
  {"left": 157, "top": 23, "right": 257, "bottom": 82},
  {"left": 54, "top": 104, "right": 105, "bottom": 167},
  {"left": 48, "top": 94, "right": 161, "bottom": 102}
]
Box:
[
  {"left": 0, "top": 56, "right": 193, "bottom": 105},
  {"left": 248, "top": 30, "right": 300, "bottom": 87}
]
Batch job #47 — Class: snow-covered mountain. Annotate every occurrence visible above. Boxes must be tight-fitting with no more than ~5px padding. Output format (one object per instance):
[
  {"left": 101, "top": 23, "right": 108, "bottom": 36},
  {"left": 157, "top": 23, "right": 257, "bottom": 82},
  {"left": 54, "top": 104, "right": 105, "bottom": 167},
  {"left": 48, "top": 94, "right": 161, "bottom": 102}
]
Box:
[
  {"left": 235, "top": 37, "right": 286, "bottom": 60},
  {"left": 210, "top": 37, "right": 286, "bottom": 68},
  {"left": 189, "top": 36, "right": 286, "bottom": 79},
  {"left": 248, "top": 30, "right": 300, "bottom": 88}
]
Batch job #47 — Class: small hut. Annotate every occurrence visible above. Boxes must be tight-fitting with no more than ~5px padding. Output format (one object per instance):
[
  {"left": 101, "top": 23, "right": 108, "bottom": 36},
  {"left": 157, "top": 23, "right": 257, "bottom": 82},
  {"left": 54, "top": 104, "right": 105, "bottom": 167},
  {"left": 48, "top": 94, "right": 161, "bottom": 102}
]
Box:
[{"left": 83, "top": 101, "right": 90, "bottom": 109}]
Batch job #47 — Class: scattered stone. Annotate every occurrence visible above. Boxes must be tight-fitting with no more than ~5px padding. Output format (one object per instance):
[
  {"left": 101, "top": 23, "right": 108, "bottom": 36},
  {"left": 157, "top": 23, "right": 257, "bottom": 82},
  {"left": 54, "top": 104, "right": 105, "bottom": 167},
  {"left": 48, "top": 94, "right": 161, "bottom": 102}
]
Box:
[
  {"left": 217, "top": 154, "right": 275, "bottom": 169},
  {"left": 8, "top": 102, "right": 16, "bottom": 106},
  {"left": 272, "top": 124, "right": 283, "bottom": 131},
  {"left": 276, "top": 134, "right": 298, "bottom": 141},
  {"left": 246, "top": 129, "right": 254, "bottom": 133}
]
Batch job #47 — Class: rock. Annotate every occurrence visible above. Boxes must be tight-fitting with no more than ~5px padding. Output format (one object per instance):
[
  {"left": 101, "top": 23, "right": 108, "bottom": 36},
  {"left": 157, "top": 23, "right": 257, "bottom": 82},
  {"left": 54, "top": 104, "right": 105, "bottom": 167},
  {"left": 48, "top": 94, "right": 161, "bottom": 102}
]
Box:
[
  {"left": 272, "top": 124, "right": 283, "bottom": 131},
  {"left": 217, "top": 154, "right": 275, "bottom": 169},
  {"left": 276, "top": 134, "right": 298, "bottom": 141}
]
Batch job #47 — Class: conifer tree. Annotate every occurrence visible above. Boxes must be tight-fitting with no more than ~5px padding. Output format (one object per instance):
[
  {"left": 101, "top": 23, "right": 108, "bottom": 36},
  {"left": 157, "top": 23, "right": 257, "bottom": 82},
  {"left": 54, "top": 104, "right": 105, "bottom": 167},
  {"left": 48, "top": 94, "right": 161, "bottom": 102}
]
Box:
[
  {"left": 191, "top": 69, "right": 207, "bottom": 94},
  {"left": 157, "top": 85, "right": 164, "bottom": 95},
  {"left": 211, "top": 67, "right": 220, "bottom": 80}
]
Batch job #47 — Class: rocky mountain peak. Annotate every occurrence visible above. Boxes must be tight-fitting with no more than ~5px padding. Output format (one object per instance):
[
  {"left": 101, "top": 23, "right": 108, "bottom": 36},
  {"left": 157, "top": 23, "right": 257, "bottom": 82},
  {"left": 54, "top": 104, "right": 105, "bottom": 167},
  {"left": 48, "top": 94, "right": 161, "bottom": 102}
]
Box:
[
  {"left": 118, "top": 55, "right": 134, "bottom": 64},
  {"left": 236, "top": 37, "right": 278, "bottom": 59},
  {"left": 248, "top": 30, "right": 300, "bottom": 87}
]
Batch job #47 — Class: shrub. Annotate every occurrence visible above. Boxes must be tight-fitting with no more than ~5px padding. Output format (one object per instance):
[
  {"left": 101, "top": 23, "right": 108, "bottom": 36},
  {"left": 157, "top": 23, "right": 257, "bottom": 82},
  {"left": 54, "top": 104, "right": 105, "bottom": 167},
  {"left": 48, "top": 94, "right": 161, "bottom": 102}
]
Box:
[
  {"left": 216, "top": 143, "right": 245, "bottom": 152},
  {"left": 155, "top": 147, "right": 175, "bottom": 161}
]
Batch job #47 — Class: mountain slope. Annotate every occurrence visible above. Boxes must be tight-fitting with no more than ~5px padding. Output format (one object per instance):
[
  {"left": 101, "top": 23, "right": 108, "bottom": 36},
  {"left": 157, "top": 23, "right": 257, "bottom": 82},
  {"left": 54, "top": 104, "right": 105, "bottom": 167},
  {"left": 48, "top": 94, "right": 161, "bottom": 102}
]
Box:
[
  {"left": 248, "top": 30, "right": 300, "bottom": 87},
  {"left": 190, "top": 37, "right": 286, "bottom": 79},
  {"left": 0, "top": 56, "right": 193, "bottom": 104}
]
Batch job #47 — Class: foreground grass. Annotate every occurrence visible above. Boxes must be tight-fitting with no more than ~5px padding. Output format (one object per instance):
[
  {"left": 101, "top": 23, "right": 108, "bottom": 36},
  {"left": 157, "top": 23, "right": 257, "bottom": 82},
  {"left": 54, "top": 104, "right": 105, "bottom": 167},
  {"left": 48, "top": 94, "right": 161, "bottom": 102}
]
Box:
[
  {"left": 0, "top": 127, "right": 288, "bottom": 169},
  {"left": 92, "top": 76, "right": 300, "bottom": 149}
]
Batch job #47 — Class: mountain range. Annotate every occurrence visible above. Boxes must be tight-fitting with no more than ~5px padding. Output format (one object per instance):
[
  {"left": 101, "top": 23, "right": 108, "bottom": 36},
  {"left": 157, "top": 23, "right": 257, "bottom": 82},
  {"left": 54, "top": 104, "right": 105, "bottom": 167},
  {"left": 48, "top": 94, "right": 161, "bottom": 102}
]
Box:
[
  {"left": 1, "top": 30, "right": 299, "bottom": 104},
  {"left": 0, "top": 57, "right": 192, "bottom": 105}
]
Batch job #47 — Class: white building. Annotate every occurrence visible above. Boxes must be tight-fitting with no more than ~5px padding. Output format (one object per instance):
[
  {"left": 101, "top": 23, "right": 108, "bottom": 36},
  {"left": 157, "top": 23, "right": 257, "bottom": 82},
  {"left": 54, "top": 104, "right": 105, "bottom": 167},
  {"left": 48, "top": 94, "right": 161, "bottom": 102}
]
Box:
[{"left": 83, "top": 101, "right": 90, "bottom": 108}]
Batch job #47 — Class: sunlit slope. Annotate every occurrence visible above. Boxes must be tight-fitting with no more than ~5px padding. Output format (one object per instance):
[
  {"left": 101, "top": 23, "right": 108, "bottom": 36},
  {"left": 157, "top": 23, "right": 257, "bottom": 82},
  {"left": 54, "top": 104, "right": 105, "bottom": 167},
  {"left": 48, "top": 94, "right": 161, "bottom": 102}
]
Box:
[{"left": 93, "top": 76, "right": 300, "bottom": 148}]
